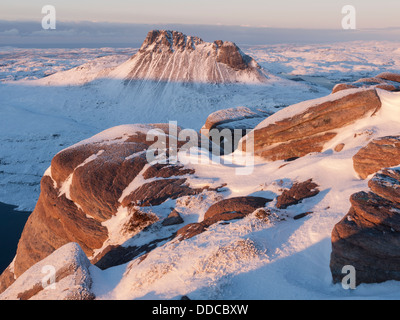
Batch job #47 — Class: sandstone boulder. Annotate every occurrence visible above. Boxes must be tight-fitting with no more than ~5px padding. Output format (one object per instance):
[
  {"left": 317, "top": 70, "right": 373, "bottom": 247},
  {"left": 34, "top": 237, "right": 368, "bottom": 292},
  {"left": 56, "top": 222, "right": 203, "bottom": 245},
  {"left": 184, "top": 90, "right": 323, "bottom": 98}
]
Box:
[
  {"left": 330, "top": 167, "right": 400, "bottom": 285},
  {"left": 0, "top": 124, "right": 213, "bottom": 292},
  {"left": 353, "top": 136, "right": 400, "bottom": 179},
  {"left": 376, "top": 72, "right": 400, "bottom": 84},
  {"left": 276, "top": 179, "right": 320, "bottom": 209},
  {"left": 0, "top": 243, "right": 95, "bottom": 300},
  {"left": 176, "top": 196, "right": 272, "bottom": 241},
  {"left": 241, "top": 89, "right": 382, "bottom": 161}
]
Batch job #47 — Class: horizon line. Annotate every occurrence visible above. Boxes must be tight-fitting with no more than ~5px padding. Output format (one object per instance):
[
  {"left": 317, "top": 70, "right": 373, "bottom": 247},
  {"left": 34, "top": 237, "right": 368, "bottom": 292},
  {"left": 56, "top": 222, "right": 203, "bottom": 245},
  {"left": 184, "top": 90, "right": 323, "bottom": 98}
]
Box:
[{"left": 2, "top": 19, "right": 400, "bottom": 32}]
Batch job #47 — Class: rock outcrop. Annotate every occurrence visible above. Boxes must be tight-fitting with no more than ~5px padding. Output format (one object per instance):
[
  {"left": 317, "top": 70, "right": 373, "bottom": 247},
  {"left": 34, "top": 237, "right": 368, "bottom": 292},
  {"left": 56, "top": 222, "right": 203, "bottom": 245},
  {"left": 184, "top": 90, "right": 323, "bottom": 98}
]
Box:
[
  {"left": 176, "top": 196, "right": 272, "bottom": 241},
  {"left": 0, "top": 124, "right": 215, "bottom": 292},
  {"left": 0, "top": 243, "right": 95, "bottom": 300},
  {"left": 332, "top": 72, "right": 400, "bottom": 94},
  {"left": 330, "top": 167, "right": 400, "bottom": 286},
  {"left": 201, "top": 106, "right": 271, "bottom": 153},
  {"left": 276, "top": 179, "right": 320, "bottom": 209},
  {"left": 353, "top": 136, "right": 400, "bottom": 179},
  {"left": 240, "top": 88, "right": 382, "bottom": 161},
  {"left": 118, "top": 30, "right": 268, "bottom": 84}
]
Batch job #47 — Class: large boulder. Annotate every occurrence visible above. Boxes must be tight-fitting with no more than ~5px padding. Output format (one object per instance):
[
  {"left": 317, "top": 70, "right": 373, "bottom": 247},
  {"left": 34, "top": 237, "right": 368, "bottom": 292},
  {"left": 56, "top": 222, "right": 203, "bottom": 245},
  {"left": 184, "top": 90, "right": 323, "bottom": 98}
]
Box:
[
  {"left": 240, "top": 88, "right": 382, "bottom": 161},
  {"left": 330, "top": 167, "right": 400, "bottom": 286},
  {"left": 0, "top": 243, "right": 95, "bottom": 300},
  {"left": 0, "top": 124, "right": 214, "bottom": 293},
  {"left": 353, "top": 136, "right": 400, "bottom": 179}
]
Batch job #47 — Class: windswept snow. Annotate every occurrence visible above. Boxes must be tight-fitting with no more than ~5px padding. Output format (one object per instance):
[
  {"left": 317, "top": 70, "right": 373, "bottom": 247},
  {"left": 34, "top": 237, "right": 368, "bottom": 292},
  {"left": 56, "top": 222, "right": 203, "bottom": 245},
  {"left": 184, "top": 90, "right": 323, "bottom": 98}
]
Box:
[
  {"left": 1, "top": 40, "right": 400, "bottom": 299},
  {"left": 91, "top": 89, "right": 400, "bottom": 300}
]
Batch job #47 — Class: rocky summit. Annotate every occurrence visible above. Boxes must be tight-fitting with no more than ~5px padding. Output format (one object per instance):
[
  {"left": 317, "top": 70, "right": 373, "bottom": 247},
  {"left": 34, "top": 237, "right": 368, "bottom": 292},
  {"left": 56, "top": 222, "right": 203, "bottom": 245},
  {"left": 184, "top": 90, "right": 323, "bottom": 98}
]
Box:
[
  {"left": 330, "top": 167, "right": 400, "bottom": 285},
  {"left": 120, "top": 30, "right": 268, "bottom": 84}
]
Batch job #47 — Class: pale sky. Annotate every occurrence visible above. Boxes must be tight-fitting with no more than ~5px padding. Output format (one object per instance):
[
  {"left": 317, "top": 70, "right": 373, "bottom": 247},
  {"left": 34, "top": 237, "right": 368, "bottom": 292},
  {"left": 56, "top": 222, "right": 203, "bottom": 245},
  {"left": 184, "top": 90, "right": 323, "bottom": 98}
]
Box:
[{"left": 1, "top": 0, "right": 400, "bottom": 29}]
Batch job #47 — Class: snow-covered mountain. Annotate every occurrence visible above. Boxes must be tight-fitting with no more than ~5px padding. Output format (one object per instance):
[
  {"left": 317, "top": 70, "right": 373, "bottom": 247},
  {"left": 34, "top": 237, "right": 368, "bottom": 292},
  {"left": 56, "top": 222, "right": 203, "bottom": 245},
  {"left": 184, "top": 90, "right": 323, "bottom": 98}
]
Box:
[{"left": 37, "top": 30, "right": 268, "bottom": 86}]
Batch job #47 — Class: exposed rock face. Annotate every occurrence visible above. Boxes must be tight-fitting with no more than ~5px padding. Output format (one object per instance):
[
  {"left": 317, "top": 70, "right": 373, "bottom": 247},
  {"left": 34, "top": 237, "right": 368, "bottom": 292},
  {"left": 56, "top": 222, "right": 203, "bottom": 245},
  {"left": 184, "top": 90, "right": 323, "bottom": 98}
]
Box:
[
  {"left": 332, "top": 72, "right": 400, "bottom": 94},
  {"left": 121, "top": 30, "right": 267, "bottom": 84},
  {"left": 0, "top": 124, "right": 211, "bottom": 292},
  {"left": 202, "top": 107, "right": 270, "bottom": 133},
  {"left": 176, "top": 196, "right": 272, "bottom": 241},
  {"left": 203, "top": 196, "right": 272, "bottom": 220},
  {"left": 331, "top": 83, "right": 357, "bottom": 94},
  {"left": 276, "top": 179, "right": 320, "bottom": 209},
  {"left": 376, "top": 72, "right": 400, "bottom": 84},
  {"left": 240, "top": 89, "right": 382, "bottom": 161},
  {"left": 330, "top": 167, "right": 400, "bottom": 286},
  {"left": 201, "top": 106, "right": 271, "bottom": 153},
  {"left": 0, "top": 243, "right": 95, "bottom": 300},
  {"left": 353, "top": 136, "right": 400, "bottom": 179},
  {"left": 162, "top": 209, "right": 184, "bottom": 226}
]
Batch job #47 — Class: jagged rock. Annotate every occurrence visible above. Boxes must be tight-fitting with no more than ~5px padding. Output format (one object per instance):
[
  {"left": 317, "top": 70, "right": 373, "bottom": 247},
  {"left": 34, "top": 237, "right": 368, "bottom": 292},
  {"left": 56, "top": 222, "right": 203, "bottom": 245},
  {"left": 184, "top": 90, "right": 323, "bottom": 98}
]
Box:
[
  {"left": 0, "top": 124, "right": 211, "bottom": 293},
  {"left": 0, "top": 243, "right": 95, "bottom": 300},
  {"left": 176, "top": 196, "right": 272, "bottom": 241},
  {"left": 353, "top": 136, "right": 400, "bottom": 179},
  {"left": 330, "top": 168, "right": 400, "bottom": 285},
  {"left": 368, "top": 168, "right": 400, "bottom": 203},
  {"left": 276, "top": 179, "right": 320, "bottom": 209},
  {"left": 162, "top": 209, "right": 184, "bottom": 226},
  {"left": 122, "top": 208, "right": 159, "bottom": 234},
  {"left": 123, "top": 30, "right": 268, "bottom": 84},
  {"left": 240, "top": 89, "right": 382, "bottom": 161}
]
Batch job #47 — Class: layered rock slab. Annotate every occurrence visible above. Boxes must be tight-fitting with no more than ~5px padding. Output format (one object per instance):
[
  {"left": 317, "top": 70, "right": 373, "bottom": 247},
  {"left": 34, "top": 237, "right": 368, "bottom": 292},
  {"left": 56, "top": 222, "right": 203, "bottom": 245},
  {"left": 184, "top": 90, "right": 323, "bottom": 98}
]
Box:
[
  {"left": 330, "top": 167, "right": 400, "bottom": 285},
  {"left": 240, "top": 89, "right": 382, "bottom": 161},
  {"left": 121, "top": 30, "right": 268, "bottom": 84},
  {"left": 0, "top": 124, "right": 208, "bottom": 292},
  {"left": 353, "top": 136, "right": 400, "bottom": 179}
]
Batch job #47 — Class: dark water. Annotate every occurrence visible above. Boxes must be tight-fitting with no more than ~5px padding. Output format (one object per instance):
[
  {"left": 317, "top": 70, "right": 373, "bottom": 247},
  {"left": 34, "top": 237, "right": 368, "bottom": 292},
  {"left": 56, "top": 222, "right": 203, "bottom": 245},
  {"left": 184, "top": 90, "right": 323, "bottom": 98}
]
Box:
[{"left": 0, "top": 202, "right": 30, "bottom": 274}]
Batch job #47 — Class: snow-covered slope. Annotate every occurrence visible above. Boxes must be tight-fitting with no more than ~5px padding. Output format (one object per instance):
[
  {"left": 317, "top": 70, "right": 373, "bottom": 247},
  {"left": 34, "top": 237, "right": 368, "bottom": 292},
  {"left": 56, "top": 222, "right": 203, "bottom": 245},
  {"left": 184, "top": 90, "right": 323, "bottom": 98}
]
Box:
[
  {"left": 113, "top": 30, "right": 268, "bottom": 84},
  {"left": 89, "top": 89, "right": 400, "bottom": 300},
  {"left": 2, "top": 37, "right": 400, "bottom": 298}
]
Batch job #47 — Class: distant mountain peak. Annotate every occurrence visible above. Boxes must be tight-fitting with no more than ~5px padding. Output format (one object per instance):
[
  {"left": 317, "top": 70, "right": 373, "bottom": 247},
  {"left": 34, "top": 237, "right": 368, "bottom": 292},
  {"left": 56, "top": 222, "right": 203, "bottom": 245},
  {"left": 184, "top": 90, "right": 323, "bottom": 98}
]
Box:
[{"left": 122, "top": 29, "right": 268, "bottom": 84}]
